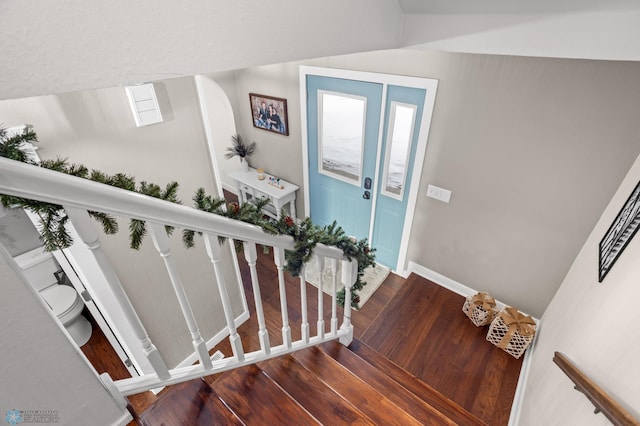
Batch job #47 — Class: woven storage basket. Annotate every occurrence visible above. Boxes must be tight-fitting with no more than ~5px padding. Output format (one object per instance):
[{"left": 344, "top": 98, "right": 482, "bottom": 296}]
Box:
[
  {"left": 462, "top": 292, "right": 498, "bottom": 327},
  {"left": 486, "top": 307, "right": 536, "bottom": 359}
]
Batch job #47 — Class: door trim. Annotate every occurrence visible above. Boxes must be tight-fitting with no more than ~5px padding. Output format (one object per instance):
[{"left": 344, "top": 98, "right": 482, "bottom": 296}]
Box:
[{"left": 299, "top": 66, "right": 438, "bottom": 272}]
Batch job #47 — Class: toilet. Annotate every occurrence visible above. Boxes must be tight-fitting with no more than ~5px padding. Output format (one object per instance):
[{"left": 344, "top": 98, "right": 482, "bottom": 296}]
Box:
[{"left": 14, "top": 247, "right": 92, "bottom": 346}]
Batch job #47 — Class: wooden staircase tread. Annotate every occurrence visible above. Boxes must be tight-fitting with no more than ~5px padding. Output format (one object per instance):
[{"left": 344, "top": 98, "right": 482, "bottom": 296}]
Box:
[
  {"left": 344, "top": 338, "right": 487, "bottom": 426},
  {"left": 292, "top": 345, "right": 438, "bottom": 426},
  {"left": 213, "top": 363, "right": 319, "bottom": 425},
  {"left": 318, "top": 341, "right": 467, "bottom": 426},
  {"left": 139, "top": 378, "right": 244, "bottom": 426},
  {"left": 262, "top": 354, "right": 376, "bottom": 425}
]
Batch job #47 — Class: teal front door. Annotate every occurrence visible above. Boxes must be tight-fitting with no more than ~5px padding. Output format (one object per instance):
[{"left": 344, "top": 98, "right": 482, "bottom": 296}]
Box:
[
  {"left": 306, "top": 72, "right": 431, "bottom": 270},
  {"left": 306, "top": 75, "right": 383, "bottom": 239}
]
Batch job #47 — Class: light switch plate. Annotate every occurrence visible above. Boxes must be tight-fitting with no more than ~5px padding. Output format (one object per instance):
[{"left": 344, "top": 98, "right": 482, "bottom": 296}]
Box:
[{"left": 426, "top": 184, "right": 451, "bottom": 203}]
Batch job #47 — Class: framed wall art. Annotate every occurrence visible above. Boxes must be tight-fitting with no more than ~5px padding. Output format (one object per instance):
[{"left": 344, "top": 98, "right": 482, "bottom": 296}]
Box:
[
  {"left": 598, "top": 179, "right": 640, "bottom": 282},
  {"left": 249, "top": 93, "right": 289, "bottom": 136}
]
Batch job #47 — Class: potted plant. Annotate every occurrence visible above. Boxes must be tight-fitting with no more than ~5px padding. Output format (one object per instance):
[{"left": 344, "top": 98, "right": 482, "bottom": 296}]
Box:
[{"left": 225, "top": 133, "right": 256, "bottom": 172}]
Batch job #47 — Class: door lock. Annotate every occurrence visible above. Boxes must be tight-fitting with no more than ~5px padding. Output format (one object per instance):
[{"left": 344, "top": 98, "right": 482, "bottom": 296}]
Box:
[{"left": 364, "top": 177, "right": 372, "bottom": 190}]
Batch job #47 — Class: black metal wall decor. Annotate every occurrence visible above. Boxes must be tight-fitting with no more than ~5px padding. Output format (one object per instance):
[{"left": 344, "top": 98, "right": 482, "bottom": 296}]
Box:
[{"left": 599, "top": 180, "right": 640, "bottom": 282}]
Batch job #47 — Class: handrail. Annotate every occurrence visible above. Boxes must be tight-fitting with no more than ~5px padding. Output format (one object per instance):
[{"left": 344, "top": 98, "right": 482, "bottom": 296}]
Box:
[
  {"left": 553, "top": 352, "right": 639, "bottom": 426},
  {"left": 0, "top": 157, "right": 345, "bottom": 259}
]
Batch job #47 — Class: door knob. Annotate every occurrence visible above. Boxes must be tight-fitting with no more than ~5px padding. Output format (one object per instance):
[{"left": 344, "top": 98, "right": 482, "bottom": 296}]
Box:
[{"left": 363, "top": 191, "right": 370, "bottom": 200}]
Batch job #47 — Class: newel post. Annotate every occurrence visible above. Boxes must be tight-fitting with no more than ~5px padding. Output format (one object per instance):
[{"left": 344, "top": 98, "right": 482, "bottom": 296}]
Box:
[{"left": 339, "top": 258, "right": 358, "bottom": 346}]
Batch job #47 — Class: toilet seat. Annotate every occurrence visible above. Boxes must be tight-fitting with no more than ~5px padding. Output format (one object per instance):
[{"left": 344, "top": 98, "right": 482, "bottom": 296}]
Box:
[{"left": 40, "top": 285, "right": 81, "bottom": 319}]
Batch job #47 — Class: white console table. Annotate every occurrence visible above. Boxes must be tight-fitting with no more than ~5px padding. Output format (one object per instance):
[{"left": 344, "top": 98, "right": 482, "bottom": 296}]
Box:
[{"left": 228, "top": 168, "right": 298, "bottom": 220}]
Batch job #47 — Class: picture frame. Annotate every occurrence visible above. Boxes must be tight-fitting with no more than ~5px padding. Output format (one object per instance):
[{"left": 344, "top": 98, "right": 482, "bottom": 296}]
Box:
[
  {"left": 249, "top": 93, "right": 289, "bottom": 136},
  {"left": 598, "top": 179, "right": 640, "bottom": 282}
]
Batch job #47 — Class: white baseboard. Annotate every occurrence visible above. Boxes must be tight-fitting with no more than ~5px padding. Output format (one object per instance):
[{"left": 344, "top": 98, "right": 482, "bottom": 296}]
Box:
[
  {"left": 405, "top": 261, "right": 538, "bottom": 425},
  {"left": 508, "top": 329, "right": 539, "bottom": 426},
  {"left": 406, "top": 261, "right": 477, "bottom": 298},
  {"left": 114, "top": 410, "right": 132, "bottom": 426},
  {"left": 175, "top": 309, "right": 250, "bottom": 369}
]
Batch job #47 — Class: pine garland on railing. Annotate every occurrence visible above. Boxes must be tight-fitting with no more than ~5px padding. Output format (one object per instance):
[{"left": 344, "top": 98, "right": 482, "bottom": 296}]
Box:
[
  {"left": 182, "top": 187, "right": 376, "bottom": 308},
  {"left": 0, "top": 127, "right": 375, "bottom": 308}
]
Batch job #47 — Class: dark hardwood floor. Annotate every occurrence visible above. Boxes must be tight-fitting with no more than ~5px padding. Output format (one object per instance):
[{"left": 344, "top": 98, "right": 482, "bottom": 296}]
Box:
[
  {"left": 82, "top": 249, "right": 521, "bottom": 425},
  {"left": 79, "top": 190, "right": 523, "bottom": 425},
  {"left": 207, "top": 247, "right": 521, "bottom": 425},
  {"left": 79, "top": 311, "right": 158, "bottom": 419},
  {"left": 360, "top": 275, "right": 523, "bottom": 425}
]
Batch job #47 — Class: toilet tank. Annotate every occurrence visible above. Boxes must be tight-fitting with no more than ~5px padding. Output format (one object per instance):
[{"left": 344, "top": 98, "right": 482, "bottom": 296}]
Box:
[{"left": 13, "top": 247, "right": 60, "bottom": 292}]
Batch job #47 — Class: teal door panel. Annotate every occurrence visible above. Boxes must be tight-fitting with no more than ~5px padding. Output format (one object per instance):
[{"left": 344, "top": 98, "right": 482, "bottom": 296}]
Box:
[
  {"left": 307, "top": 75, "right": 383, "bottom": 240},
  {"left": 372, "top": 85, "right": 426, "bottom": 268}
]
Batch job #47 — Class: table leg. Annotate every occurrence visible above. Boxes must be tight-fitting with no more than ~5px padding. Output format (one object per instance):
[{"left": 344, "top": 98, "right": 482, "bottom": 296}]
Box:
[{"left": 289, "top": 200, "right": 296, "bottom": 221}]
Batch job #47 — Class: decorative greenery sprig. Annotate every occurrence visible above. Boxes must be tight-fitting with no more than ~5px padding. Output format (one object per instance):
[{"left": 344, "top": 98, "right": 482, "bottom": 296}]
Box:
[
  {"left": 225, "top": 133, "right": 256, "bottom": 160},
  {"left": 0, "top": 126, "right": 37, "bottom": 163},
  {"left": 0, "top": 127, "right": 179, "bottom": 250},
  {"left": 0, "top": 127, "right": 375, "bottom": 308}
]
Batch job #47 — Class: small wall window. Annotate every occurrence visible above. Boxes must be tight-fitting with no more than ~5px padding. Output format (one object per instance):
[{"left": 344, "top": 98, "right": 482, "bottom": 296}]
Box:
[
  {"left": 318, "top": 90, "right": 366, "bottom": 186},
  {"left": 381, "top": 102, "right": 416, "bottom": 200}
]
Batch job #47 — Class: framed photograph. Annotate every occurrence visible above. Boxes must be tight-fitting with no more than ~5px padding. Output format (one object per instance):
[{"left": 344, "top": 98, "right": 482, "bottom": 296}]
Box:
[
  {"left": 249, "top": 93, "right": 289, "bottom": 136},
  {"left": 598, "top": 179, "right": 640, "bottom": 282}
]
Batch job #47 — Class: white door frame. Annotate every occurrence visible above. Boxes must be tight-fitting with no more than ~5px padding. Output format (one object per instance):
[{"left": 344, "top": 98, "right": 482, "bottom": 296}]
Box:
[{"left": 299, "top": 66, "right": 438, "bottom": 273}]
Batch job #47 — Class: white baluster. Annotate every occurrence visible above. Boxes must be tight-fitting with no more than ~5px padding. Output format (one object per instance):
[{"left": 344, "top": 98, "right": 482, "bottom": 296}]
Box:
[
  {"left": 64, "top": 207, "right": 170, "bottom": 379},
  {"left": 243, "top": 242, "right": 270, "bottom": 354},
  {"left": 339, "top": 258, "right": 357, "bottom": 346},
  {"left": 148, "top": 223, "right": 212, "bottom": 370},
  {"left": 329, "top": 258, "right": 338, "bottom": 335},
  {"left": 273, "top": 248, "right": 292, "bottom": 349},
  {"left": 204, "top": 234, "right": 244, "bottom": 362},
  {"left": 300, "top": 265, "right": 309, "bottom": 344},
  {"left": 316, "top": 255, "right": 325, "bottom": 339}
]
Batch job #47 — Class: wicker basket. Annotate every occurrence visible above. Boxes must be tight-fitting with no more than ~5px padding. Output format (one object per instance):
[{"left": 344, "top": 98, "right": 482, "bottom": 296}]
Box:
[
  {"left": 486, "top": 307, "right": 536, "bottom": 359},
  {"left": 462, "top": 292, "right": 498, "bottom": 327}
]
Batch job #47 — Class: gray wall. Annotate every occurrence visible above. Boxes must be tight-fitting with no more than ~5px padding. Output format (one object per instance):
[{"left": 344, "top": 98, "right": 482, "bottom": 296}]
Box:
[
  {"left": 223, "top": 49, "right": 640, "bottom": 317},
  {"left": 209, "top": 65, "right": 305, "bottom": 212},
  {"left": 0, "top": 209, "right": 42, "bottom": 256},
  {"left": 0, "top": 246, "right": 126, "bottom": 425},
  {"left": 0, "top": 76, "right": 245, "bottom": 367},
  {"left": 520, "top": 152, "right": 640, "bottom": 424}
]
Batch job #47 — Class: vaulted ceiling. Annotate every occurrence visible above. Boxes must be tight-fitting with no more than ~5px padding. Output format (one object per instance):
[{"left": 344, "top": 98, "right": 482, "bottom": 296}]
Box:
[{"left": 2, "top": 0, "right": 639, "bottom": 100}]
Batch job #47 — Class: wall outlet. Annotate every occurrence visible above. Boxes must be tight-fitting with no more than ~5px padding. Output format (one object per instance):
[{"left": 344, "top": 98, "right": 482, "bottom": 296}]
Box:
[{"left": 426, "top": 184, "right": 452, "bottom": 203}]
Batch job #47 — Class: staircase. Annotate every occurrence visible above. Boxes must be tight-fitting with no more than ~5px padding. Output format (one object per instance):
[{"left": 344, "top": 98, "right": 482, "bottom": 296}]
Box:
[
  {"left": 0, "top": 156, "right": 511, "bottom": 425},
  {"left": 139, "top": 338, "right": 486, "bottom": 425}
]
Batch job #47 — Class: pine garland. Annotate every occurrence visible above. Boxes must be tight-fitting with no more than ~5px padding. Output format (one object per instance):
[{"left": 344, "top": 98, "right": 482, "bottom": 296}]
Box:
[
  {"left": 0, "top": 127, "right": 375, "bottom": 308},
  {"left": 182, "top": 191, "right": 376, "bottom": 308}
]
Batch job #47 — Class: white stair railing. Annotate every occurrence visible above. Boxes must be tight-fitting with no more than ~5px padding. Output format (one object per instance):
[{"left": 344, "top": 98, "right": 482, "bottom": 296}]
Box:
[{"left": 0, "top": 157, "right": 356, "bottom": 405}]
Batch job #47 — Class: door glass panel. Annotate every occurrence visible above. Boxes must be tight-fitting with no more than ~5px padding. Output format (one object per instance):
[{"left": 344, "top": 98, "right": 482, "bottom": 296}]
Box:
[
  {"left": 319, "top": 91, "right": 366, "bottom": 185},
  {"left": 382, "top": 102, "right": 416, "bottom": 199}
]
